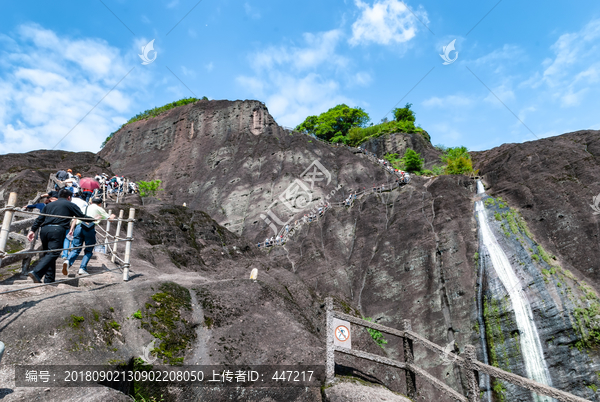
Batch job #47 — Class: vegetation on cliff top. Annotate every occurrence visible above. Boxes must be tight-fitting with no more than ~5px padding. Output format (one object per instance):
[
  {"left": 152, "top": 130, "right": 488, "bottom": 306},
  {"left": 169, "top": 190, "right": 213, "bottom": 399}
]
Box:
[
  {"left": 439, "top": 145, "right": 477, "bottom": 175},
  {"left": 296, "top": 102, "right": 430, "bottom": 146},
  {"left": 101, "top": 97, "right": 208, "bottom": 148},
  {"left": 383, "top": 149, "right": 424, "bottom": 172},
  {"left": 382, "top": 144, "right": 477, "bottom": 176}
]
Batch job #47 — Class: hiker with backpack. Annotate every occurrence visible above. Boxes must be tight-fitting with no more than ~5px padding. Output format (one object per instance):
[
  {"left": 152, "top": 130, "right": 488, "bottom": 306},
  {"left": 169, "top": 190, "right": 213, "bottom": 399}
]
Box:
[
  {"left": 26, "top": 189, "right": 95, "bottom": 283},
  {"left": 61, "top": 193, "right": 89, "bottom": 259},
  {"left": 62, "top": 197, "right": 116, "bottom": 276},
  {"left": 55, "top": 169, "right": 69, "bottom": 190}
]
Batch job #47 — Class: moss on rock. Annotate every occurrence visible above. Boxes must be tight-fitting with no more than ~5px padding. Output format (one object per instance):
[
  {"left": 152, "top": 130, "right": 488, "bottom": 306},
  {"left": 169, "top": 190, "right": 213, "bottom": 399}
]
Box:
[{"left": 139, "top": 282, "right": 195, "bottom": 365}]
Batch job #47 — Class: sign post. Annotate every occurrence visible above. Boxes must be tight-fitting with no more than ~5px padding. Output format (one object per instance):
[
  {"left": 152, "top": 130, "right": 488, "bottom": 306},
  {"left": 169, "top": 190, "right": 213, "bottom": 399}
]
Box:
[
  {"left": 333, "top": 317, "right": 351, "bottom": 349},
  {"left": 325, "top": 298, "right": 334, "bottom": 383}
]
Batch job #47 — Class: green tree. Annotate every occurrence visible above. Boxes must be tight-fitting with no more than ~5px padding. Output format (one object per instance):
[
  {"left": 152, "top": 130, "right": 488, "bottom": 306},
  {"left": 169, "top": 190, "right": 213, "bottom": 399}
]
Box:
[
  {"left": 138, "top": 180, "right": 164, "bottom": 198},
  {"left": 393, "top": 103, "right": 416, "bottom": 123},
  {"left": 445, "top": 156, "right": 474, "bottom": 175},
  {"left": 401, "top": 149, "right": 424, "bottom": 172},
  {"left": 441, "top": 146, "right": 477, "bottom": 175},
  {"left": 441, "top": 146, "right": 470, "bottom": 163},
  {"left": 295, "top": 104, "right": 370, "bottom": 141}
]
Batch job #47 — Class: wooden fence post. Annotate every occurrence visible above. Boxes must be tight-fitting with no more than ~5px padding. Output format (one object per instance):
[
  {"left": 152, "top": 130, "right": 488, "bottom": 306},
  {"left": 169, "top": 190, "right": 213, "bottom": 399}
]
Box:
[
  {"left": 0, "top": 192, "right": 18, "bottom": 257},
  {"left": 326, "top": 297, "right": 335, "bottom": 383},
  {"left": 122, "top": 208, "right": 135, "bottom": 281},
  {"left": 111, "top": 210, "right": 124, "bottom": 263},
  {"left": 104, "top": 210, "right": 112, "bottom": 251},
  {"left": 464, "top": 345, "right": 480, "bottom": 402},
  {"left": 403, "top": 319, "right": 417, "bottom": 399}
]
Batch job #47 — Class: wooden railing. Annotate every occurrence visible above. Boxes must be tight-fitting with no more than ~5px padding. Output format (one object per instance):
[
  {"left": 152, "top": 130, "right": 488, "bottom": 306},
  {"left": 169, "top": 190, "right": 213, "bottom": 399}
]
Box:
[
  {"left": 0, "top": 192, "right": 136, "bottom": 287},
  {"left": 325, "top": 297, "right": 590, "bottom": 402}
]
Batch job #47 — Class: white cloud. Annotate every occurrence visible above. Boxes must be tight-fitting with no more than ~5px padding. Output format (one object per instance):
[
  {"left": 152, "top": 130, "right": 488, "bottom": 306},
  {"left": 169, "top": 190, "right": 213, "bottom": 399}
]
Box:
[
  {"left": 251, "top": 30, "right": 347, "bottom": 72},
  {"left": 484, "top": 84, "right": 515, "bottom": 106},
  {"left": 422, "top": 95, "right": 472, "bottom": 108},
  {"left": 236, "top": 76, "right": 265, "bottom": 97},
  {"left": 237, "top": 30, "right": 359, "bottom": 127},
  {"left": 349, "top": 0, "right": 426, "bottom": 46},
  {"left": 428, "top": 122, "right": 463, "bottom": 141},
  {"left": 351, "top": 72, "right": 372, "bottom": 86},
  {"left": 205, "top": 62, "right": 214, "bottom": 72},
  {"left": 263, "top": 74, "right": 352, "bottom": 127},
  {"left": 560, "top": 87, "right": 588, "bottom": 107},
  {"left": 244, "top": 2, "right": 261, "bottom": 19},
  {"left": 470, "top": 44, "right": 524, "bottom": 66},
  {"left": 0, "top": 23, "right": 145, "bottom": 154},
  {"left": 542, "top": 20, "right": 600, "bottom": 86},
  {"left": 181, "top": 65, "right": 196, "bottom": 78},
  {"left": 523, "top": 18, "right": 600, "bottom": 108}
]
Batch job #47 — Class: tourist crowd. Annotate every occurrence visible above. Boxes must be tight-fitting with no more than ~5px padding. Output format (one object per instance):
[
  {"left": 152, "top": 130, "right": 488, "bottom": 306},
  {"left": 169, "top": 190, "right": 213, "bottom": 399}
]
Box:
[{"left": 19, "top": 168, "right": 137, "bottom": 284}]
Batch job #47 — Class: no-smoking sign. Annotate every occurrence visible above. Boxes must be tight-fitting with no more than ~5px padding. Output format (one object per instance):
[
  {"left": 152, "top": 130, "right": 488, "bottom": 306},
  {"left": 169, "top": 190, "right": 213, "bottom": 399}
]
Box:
[{"left": 332, "top": 318, "right": 351, "bottom": 349}]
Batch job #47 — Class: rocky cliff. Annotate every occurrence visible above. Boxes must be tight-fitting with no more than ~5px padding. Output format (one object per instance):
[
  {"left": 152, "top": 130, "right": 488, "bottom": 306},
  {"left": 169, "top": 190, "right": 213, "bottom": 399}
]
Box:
[
  {"left": 473, "top": 131, "right": 600, "bottom": 287},
  {"left": 1, "top": 100, "right": 599, "bottom": 402},
  {"left": 0, "top": 150, "right": 112, "bottom": 205}
]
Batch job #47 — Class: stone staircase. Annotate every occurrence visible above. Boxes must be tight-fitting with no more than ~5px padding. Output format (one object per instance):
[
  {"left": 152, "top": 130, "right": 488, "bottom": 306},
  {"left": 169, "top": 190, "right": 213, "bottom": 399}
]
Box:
[{"left": 0, "top": 252, "right": 122, "bottom": 297}]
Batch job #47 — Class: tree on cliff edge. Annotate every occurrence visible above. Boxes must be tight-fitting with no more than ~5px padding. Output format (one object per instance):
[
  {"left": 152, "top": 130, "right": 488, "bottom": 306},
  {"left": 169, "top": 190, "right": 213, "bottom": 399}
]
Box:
[{"left": 295, "top": 104, "right": 370, "bottom": 142}]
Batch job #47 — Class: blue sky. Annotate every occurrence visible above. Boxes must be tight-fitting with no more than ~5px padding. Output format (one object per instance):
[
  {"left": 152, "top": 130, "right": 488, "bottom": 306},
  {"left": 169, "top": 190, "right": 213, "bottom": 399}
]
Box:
[{"left": 1, "top": 0, "right": 600, "bottom": 154}]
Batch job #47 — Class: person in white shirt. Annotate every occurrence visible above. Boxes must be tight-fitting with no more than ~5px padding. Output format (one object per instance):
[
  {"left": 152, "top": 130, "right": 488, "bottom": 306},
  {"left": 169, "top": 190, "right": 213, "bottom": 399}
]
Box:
[
  {"left": 62, "top": 197, "right": 115, "bottom": 276},
  {"left": 61, "top": 195, "right": 89, "bottom": 259}
]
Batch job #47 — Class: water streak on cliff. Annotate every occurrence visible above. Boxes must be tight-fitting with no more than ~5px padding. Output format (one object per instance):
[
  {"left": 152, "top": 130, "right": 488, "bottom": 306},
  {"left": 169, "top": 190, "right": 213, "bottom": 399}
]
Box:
[{"left": 476, "top": 180, "right": 553, "bottom": 402}]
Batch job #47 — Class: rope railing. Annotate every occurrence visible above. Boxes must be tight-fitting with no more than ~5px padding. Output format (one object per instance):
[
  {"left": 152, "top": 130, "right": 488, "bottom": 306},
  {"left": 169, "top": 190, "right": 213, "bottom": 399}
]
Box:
[
  {"left": 0, "top": 238, "right": 130, "bottom": 258},
  {"left": 0, "top": 191, "right": 137, "bottom": 287},
  {"left": 0, "top": 206, "right": 135, "bottom": 222}
]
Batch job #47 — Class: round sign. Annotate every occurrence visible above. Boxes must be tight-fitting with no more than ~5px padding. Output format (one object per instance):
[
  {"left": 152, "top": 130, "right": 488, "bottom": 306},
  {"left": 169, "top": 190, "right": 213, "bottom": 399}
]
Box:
[{"left": 335, "top": 325, "right": 350, "bottom": 342}]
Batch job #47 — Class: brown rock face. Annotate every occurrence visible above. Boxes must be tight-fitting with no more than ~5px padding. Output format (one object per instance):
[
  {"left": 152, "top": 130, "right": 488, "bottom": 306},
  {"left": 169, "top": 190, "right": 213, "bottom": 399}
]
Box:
[
  {"left": 360, "top": 132, "right": 443, "bottom": 170},
  {"left": 0, "top": 150, "right": 112, "bottom": 204},
  {"left": 99, "top": 100, "right": 395, "bottom": 239},
  {"left": 98, "top": 100, "right": 480, "bottom": 399},
  {"left": 473, "top": 130, "right": 600, "bottom": 286}
]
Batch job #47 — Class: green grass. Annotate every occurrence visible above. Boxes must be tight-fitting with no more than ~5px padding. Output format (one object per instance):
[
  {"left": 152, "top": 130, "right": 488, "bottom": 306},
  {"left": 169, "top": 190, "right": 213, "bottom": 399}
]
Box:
[
  {"left": 5, "top": 239, "right": 24, "bottom": 254},
  {"left": 106, "top": 321, "right": 121, "bottom": 331},
  {"left": 537, "top": 245, "right": 552, "bottom": 264},
  {"left": 363, "top": 317, "right": 388, "bottom": 348},
  {"left": 133, "top": 310, "right": 143, "bottom": 319},
  {"left": 140, "top": 282, "right": 195, "bottom": 365},
  {"left": 69, "top": 315, "right": 85, "bottom": 329},
  {"left": 492, "top": 380, "right": 507, "bottom": 402}
]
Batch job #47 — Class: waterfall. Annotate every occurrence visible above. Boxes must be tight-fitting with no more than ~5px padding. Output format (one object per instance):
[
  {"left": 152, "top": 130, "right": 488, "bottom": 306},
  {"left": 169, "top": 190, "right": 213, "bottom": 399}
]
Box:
[
  {"left": 475, "top": 181, "right": 553, "bottom": 402},
  {"left": 477, "top": 244, "right": 492, "bottom": 402}
]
